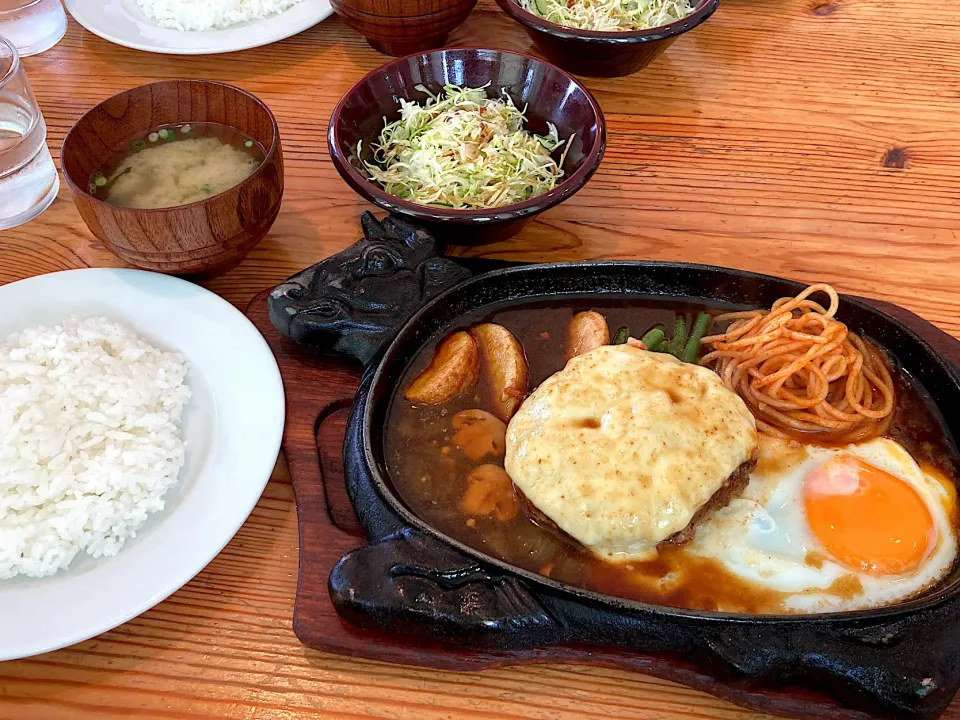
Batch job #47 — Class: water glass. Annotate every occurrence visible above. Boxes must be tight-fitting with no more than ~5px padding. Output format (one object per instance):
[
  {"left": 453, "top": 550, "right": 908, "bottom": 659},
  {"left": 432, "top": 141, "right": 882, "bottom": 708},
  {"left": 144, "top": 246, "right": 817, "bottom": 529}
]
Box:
[
  {"left": 0, "top": 0, "right": 66, "bottom": 57},
  {"left": 0, "top": 34, "right": 58, "bottom": 230}
]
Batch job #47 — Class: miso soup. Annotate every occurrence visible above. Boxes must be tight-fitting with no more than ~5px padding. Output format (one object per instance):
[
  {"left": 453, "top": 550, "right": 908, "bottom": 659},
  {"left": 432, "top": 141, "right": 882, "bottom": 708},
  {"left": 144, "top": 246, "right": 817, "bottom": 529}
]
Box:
[{"left": 89, "top": 122, "right": 266, "bottom": 209}]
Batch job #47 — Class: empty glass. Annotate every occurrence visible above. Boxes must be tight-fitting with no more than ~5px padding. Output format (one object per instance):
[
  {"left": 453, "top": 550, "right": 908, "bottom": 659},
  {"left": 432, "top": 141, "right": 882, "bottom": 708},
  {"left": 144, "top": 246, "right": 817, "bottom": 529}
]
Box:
[
  {"left": 0, "top": 0, "right": 66, "bottom": 57},
  {"left": 0, "top": 34, "right": 58, "bottom": 230}
]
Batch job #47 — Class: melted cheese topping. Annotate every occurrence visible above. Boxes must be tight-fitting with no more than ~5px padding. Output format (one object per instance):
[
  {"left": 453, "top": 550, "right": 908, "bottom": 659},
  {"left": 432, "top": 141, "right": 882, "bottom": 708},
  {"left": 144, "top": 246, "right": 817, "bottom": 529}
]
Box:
[{"left": 505, "top": 345, "right": 758, "bottom": 561}]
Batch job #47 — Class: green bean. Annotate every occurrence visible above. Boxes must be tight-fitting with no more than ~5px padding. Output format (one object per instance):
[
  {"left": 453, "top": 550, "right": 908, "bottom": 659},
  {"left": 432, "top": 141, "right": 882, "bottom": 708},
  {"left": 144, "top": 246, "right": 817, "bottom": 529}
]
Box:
[
  {"left": 647, "top": 337, "right": 667, "bottom": 353},
  {"left": 666, "top": 316, "right": 688, "bottom": 358},
  {"left": 612, "top": 326, "right": 630, "bottom": 345},
  {"left": 682, "top": 312, "right": 712, "bottom": 363},
  {"left": 640, "top": 325, "right": 665, "bottom": 350}
]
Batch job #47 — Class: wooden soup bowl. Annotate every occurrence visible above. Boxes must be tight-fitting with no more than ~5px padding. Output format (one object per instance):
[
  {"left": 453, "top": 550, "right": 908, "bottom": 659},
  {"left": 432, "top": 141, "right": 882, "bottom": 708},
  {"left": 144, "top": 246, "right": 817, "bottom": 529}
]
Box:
[
  {"left": 330, "top": 0, "right": 477, "bottom": 56},
  {"left": 61, "top": 80, "right": 283, "bottom": 277}
]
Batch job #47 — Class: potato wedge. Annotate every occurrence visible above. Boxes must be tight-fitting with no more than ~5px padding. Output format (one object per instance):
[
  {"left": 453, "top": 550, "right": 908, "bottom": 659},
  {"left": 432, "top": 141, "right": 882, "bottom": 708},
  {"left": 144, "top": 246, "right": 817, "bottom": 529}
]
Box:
[
  {"left": 470, "top": 323, "right": 529, "bottom": 422},
  {"left": 566, "top": 311, "right": 610, "bottom": 359},
  {"left": 403, "top": 331, "right": 479, "bottom": 404},
  {"left": 451, "top": 409, "right": 506, "bottom": 461}
]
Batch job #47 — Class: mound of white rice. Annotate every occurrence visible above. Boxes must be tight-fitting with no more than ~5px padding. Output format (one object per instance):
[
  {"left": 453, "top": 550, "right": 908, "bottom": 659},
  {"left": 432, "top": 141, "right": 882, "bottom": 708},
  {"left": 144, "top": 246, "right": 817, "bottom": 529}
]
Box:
[
  {"left": 137, "top": 0, "right": 305, "bottom": 31},
  {"left": 0, "top": 318, "right": 190, "bottom": 580}
]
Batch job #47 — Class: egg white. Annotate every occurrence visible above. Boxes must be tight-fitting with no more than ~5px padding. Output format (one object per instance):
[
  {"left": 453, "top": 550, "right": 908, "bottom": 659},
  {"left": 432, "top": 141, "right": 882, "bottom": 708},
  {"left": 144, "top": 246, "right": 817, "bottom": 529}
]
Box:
[{"left": 686, "top": 437, "right": 958, "bottom": 613}]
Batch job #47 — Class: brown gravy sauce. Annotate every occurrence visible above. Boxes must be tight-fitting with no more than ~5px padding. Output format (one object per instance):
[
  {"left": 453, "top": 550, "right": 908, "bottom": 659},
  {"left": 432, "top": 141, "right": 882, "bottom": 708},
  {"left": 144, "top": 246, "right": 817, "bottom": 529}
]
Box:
[{"left": 384, "top": 299, "right": 959, "bottom": 613}]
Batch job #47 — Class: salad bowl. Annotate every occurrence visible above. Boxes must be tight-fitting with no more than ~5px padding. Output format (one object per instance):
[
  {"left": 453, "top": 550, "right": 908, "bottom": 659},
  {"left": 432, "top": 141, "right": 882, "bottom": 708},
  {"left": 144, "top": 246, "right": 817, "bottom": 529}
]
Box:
[
  {"left": 495, "top": 0, "right": 721, "bottom": 77},
  {"left": 327, "top": 48, "right": 606, "bottom": 245}
]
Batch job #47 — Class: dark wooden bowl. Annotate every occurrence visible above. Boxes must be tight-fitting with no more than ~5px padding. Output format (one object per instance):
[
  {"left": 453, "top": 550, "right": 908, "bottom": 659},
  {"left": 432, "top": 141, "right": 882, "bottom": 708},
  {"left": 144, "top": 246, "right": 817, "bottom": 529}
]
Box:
[
  {"left": 61, "top": 80, "right": 283, "bottom": 277},
  {"left": 327, "top": 48, "right": 606, "bottom": 245},
  {"left": 330, "top": 0, "right": 477, "bottom": 56},
  {"left": 495, "top": 0, "right": 721, "bottom": 77}
]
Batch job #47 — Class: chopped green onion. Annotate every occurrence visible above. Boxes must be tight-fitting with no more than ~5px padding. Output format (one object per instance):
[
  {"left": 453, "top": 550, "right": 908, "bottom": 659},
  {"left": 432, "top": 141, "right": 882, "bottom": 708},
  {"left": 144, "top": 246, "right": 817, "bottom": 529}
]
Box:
[
  {"left": 640, "top": 326, "right": 665, "bottom": 350},
  {"left": 244, "top": 139, "right": 254, "bottom": 148},
  {"left": 131, "top": 139, "right": 146, "bottom": 150},
  {"left": 666, "top": 316, "right": 688, "bottom": 359},
  {"left": 158, "top": 128, "right": 171, "bottom": 139},
  {"left": 180, "top": 124, "right": 192, "bottom": 133},
  {"left": 200, "top": 184, "right": 212, "bottom": 194},
  {"left": 148, "top": 132, "right": 159, "bottom": 143},
  {"left": 683, "top": 313, "right": 712, "bottom": 364},
  {"left": 612, "top": 326, "right": 630, "bottom": 345},
  {"left": 94, "top": 175, "right": 107, "bottom": 187},
  {"left": 519, "top": 0, "right": 695, "bottom": 32}
]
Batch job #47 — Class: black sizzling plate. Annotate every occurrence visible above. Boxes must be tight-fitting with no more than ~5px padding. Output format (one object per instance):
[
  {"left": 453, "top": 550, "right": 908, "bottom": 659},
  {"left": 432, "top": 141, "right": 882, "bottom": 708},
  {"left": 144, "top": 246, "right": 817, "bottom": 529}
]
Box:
[{"left": 268, "top": 213, "right": 960, "bottom": 720}]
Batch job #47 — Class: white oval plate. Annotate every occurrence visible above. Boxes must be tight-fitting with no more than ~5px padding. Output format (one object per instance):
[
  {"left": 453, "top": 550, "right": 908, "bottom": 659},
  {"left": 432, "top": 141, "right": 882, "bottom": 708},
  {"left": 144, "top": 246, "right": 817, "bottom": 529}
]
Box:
[
  {"left": 65, "top": 0, "right": 332, "bottom": 55},
  {"left": 0, "top": 269, "right": 284, "bottom": 661}
]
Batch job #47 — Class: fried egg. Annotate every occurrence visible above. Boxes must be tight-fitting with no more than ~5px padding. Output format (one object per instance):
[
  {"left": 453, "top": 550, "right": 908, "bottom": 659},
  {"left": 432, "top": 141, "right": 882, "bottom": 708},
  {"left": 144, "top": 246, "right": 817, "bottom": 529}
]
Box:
[{"left": 686, "top": 436, "right": 958, "bottom": 612}]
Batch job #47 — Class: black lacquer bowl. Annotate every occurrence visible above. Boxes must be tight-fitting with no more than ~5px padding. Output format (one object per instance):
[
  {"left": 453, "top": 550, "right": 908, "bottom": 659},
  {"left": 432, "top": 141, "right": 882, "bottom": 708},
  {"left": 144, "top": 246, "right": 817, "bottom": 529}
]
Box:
[
  {"left": 494, "top": 0, "right": 721, "bottom": 78},
  {"left": 268, "top": 214, "right": 960, "bottom": 720},
  {"left": 327, "top": 48, "right": 606, "bottom": 245}
]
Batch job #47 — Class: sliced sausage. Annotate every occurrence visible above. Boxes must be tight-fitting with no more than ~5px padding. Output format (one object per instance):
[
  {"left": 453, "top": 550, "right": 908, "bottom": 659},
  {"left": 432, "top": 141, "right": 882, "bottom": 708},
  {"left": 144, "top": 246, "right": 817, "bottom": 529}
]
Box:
[{"left": 566, "top": 311, "right": 610, "bottom": 359}]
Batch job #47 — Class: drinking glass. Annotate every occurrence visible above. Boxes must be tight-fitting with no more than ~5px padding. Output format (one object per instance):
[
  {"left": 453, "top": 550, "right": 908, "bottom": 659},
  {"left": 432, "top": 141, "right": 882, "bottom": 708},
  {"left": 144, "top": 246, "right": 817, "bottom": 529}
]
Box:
[
  {"left": 0, "top": 0, "right": 66, "bottom": 57},
  {"left": 0, "top": 34, "right": 58, "bottom": 230}
]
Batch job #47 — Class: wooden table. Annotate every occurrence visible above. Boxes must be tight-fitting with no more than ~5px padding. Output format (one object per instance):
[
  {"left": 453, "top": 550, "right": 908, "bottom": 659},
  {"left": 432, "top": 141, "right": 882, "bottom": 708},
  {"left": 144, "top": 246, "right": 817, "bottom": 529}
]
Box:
[{"left": 2, "top": 1, "right": 959, "bottom": 718}]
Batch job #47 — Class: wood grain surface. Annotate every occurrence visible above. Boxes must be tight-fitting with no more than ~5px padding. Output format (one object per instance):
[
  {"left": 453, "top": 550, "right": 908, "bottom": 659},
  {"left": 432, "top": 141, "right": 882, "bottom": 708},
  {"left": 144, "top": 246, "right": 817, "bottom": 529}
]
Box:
[{"left": 1, "top": 0, "right": 958, "bottom": 717}]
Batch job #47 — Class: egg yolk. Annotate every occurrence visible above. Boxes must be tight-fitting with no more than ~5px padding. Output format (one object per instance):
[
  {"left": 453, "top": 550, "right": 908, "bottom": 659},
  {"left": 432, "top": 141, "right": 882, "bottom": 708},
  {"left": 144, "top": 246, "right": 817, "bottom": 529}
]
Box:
[{"left": 803, "top": 455, "right": 936, "bottom": 576}]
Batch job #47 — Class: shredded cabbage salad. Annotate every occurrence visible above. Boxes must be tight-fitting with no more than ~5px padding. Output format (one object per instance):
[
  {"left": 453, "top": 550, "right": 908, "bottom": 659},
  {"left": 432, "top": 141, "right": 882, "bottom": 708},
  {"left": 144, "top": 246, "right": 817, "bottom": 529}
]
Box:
[
  {"left": 518, "top": 0, "right": 695, "bottom": 32},
  {"left": 359, "top": 85, "right": 571, "bottom": 210}
]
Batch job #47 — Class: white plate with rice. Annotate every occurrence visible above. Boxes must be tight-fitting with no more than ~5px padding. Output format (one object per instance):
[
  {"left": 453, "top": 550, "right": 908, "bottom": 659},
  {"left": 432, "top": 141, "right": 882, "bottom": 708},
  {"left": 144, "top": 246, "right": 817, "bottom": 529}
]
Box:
[
  {"left": 65, "top": 0, "right": 332, "bottom": 55},
  {"left": 0, "top": 268, "right": 284, "bottom": 661}
]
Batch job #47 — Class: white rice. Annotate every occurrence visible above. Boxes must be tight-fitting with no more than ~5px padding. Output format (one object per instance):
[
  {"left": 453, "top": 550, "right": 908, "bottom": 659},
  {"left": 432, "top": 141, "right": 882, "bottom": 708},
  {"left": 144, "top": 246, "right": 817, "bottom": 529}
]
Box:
[
  {"left": 0, "top": 318, "right": 190, "bottom": 580},
  {"left": 136, "top": 0, "right": 305, "bottom": 31}
]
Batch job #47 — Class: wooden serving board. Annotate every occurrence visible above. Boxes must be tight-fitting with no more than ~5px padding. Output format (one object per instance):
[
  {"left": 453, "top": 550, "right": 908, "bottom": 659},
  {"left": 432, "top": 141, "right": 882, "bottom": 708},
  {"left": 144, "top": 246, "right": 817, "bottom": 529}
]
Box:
[{"left": 245, "top": 289, "right": 960, "bottom": 720}]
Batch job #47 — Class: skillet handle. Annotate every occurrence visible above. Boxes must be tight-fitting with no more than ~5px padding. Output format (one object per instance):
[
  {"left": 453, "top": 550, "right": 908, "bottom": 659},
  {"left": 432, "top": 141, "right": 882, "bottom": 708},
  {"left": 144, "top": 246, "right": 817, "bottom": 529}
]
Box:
[
  {"left": 694, "top": 596, "right": 960, "bottom": 720},
  {"left": 329, "top": 527, "right": 565, "bottom": 649},
  {"left": 267, "top": 212, "right": 472, "bottom": 365}
]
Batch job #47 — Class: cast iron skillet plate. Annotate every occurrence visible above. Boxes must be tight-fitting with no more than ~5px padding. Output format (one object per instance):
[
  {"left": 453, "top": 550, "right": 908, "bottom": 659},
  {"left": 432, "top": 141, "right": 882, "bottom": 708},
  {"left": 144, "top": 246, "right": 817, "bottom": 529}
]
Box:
[{"left": 268, "top": 214, "right": 960, "bottom": 720}]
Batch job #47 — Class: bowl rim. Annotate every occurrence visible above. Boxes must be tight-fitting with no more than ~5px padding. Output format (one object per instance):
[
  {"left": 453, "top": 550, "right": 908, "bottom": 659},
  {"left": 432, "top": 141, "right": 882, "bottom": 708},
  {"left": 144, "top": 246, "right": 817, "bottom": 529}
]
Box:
[
  {"left": 327, "top": 46, "right": 607, "bottom": 224},
  {"left": 362, "top": 259, "right": 960, "bottom": 624},
  {"left": 60, "top": 79, "right": 281, "bottom": 215},
  {"left": 494, "top": 0, "right": 721, "bottom": 44}
]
